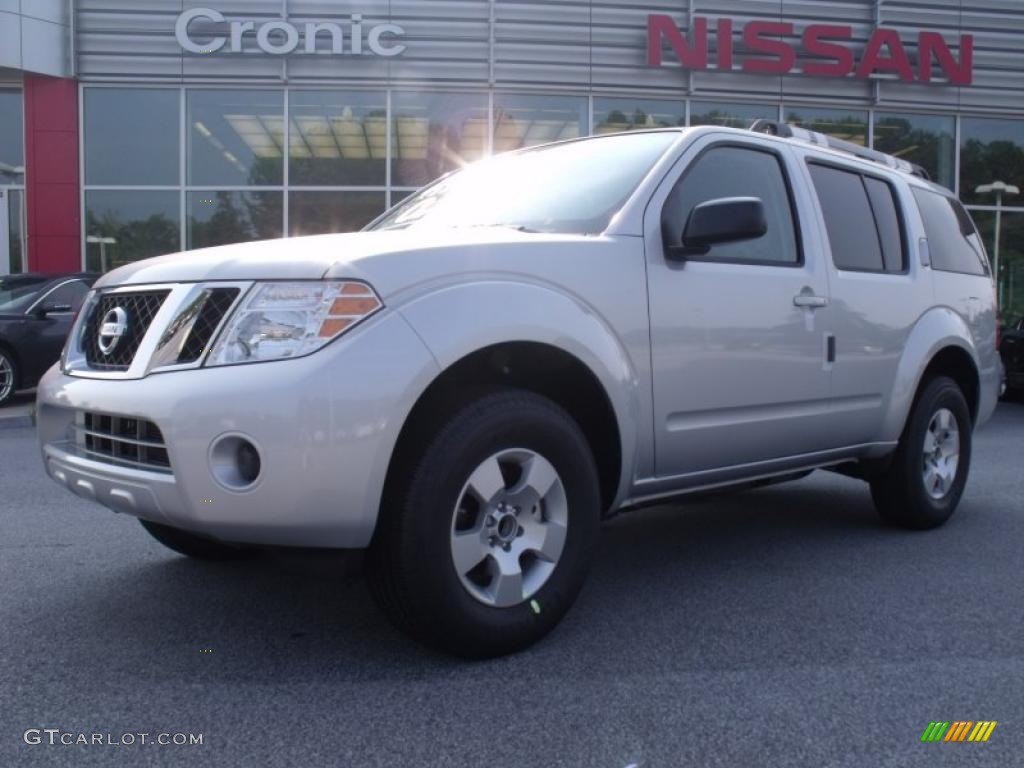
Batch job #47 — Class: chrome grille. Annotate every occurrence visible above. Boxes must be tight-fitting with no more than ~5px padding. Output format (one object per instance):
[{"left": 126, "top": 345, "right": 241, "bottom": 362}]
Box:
[
  {"left": 73, "top": 411, "right": 171, "bottom": 473},
  {"left": 176, "top": 287, "right": 239, "bottom": 364},
  {"left": 82, "top": 291, "right": 170, "bottom": 370}
]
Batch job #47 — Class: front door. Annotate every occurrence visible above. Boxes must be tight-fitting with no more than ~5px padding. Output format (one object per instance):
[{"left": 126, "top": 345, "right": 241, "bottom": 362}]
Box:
[{"left": 646, "top": 138, "right": 834, "bottom": 479}]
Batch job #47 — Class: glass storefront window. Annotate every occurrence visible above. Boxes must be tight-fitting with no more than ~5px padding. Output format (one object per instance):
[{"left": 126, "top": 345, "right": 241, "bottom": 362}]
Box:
[
  {"left": 0, "top": 89, "right": 24, "bottom": 185},
  {"left": 873, "top": 112, "right": 955, "bottom": 190},
  {"left": 594, "top": 98, "right": 685, "bottom": 133},
  {"left": 188, "top": 90, "right": 284, "bottom": 186},
  {"left": 689, "top": 101, "right": 775, "bottom": 129},
  {"left": 8, "top": 189, "right": 24, "bottom": 274},
  {"left": 970, "top": 209, "right": 1024, "bottom": 319},
  {"left": 289, "top": 91, "right": 386, "bottom": 187},
  {"left": 85, "top": 89, "right": 180, "bottom": 185},
  {"left": 786, "top": 107, "right": 868, "bottom": 146},
  {"left": 960, "top": 118, "right": 1024, "bottom": 206},
  {"left": 85, "top": 191, "right": 181, "bottom": 272},
  {"left": 493, "top": 94, "right": 586, "bottom": 153},
  {"left": 187, "top": 191, "right": 283, "bottom": 249},
  {"left": 289, "top": 191, "right": 385, "bottom": 236},
  {"left": 391, "top": 91, "right": 487, "bottom": 187}
]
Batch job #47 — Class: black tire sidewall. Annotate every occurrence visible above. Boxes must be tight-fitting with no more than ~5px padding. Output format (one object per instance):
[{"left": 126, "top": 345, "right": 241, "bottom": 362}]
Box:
[
  {"left": 878, "top": 376, "right": 972, "bottom": 527},
  {"left": 386, "top": 390, "right": 601, "bottom": 656}
]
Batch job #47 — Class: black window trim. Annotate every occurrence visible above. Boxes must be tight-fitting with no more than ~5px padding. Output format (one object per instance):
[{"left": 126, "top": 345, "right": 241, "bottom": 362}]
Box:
[
  {"left": 662, "top": 140, "right": 805, "bottom": 269},
  {"left": 806, "top": 158, "right": 910, "bottom": 276},
  {"left": 24, "top": 279, "right": 87, "bottom": 316}
]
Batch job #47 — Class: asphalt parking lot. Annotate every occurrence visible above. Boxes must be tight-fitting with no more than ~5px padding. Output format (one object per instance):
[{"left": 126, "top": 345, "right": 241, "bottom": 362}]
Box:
[{"left": 2, "top": 401, "right": 1022, "bottom": 768}]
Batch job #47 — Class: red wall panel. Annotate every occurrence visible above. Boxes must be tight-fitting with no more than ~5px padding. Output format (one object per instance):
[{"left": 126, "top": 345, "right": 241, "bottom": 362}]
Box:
[{"left": 24, "top": 74, "right": 80, "bottom": 274}]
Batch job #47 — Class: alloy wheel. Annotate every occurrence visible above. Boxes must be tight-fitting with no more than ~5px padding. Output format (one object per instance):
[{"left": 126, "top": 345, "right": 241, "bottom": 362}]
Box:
[
  {"left": 922, "top": 407, "right": 960, "bottom": 500},
  {"left": 449, "top": 448, "right": 568, "bottom": 608},
  {"left": 0, "top": 353, "right": 14, "bottom": 403}
]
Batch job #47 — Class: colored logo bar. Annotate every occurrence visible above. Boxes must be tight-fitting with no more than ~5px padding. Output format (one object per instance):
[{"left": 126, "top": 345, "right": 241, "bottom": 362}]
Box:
[{"left": 921, "top": 721, "right": 997, "bottom": 742}]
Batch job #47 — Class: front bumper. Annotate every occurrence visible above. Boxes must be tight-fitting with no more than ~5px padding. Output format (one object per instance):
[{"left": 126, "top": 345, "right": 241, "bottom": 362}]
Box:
[{"left": 37, "top": 311, "right": 439, "bottom": 548}]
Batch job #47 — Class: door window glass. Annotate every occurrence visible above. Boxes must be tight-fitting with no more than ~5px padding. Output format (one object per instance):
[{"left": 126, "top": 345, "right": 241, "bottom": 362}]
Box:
[
  {"left": 863, "top": 176, "right": 906, "bottom": 273},
  {"left": 664, "top": 145, "right": 798, "bottom": 264},
  {"left": 809, "top": 164, "right": 884, "bottom": 272},
  {"left": 38, "top": 281, "right": 89, "bottom": 312}
]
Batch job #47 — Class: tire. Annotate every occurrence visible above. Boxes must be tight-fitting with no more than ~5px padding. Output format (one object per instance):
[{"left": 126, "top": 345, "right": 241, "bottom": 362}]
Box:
[
  {"left": 367, "top": 389, "right": 601, "bottom": 658},
  {"left": 0, "top": 348, "right": 18, "bottom": 407},
  {"left": 139, "top": 519, "right": 253, "bottom": 560},
  {"left": 870, "top": 375, "right": 972, "bottom": 530}
]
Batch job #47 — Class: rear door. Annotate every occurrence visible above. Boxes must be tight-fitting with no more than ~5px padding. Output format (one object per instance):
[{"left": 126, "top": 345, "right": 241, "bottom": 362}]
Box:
[
  {"left": 799, "top": 158, "right": 930, "bottom": 447},
  {"left": 645, "top": 136, "right": 835, "bottom": 479}
]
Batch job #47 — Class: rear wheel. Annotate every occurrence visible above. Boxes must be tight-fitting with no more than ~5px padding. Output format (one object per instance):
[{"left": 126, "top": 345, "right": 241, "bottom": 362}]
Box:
[
  {"left": 870, "top": 376, "right": 972, "bottom": 529},
  {"left": 0, "top": 349, "right": 17, "bottom": 406},
  {"left": 367, "top": 390, "right": 601, "bottom": 658},
  {"left": 139, "top": 519, "right": 253, "bottom": 560}
]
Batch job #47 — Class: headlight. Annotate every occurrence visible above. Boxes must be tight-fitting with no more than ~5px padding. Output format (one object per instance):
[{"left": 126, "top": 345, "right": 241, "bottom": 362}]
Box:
[{"left": 207, "top": 280, "right": 382, "bottom": 366}]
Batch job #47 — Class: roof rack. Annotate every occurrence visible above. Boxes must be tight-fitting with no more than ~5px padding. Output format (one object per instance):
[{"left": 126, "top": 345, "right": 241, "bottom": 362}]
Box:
[{"left": 748, "top": 119, "right": 931, "bottom": 180}]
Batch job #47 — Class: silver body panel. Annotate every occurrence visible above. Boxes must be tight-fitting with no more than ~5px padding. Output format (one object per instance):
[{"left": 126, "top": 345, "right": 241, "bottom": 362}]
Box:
[{"left": 38, "top": 127, "right": 1001, "bottom": 547}]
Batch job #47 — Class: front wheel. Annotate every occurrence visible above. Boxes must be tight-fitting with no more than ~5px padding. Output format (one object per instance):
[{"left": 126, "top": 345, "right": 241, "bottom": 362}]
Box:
[
  {"left": 367, "top": 390, "right": 601, "bottom": 658},
  {"left": 870, "top": 376, "right": 972, "bottom": 529}
]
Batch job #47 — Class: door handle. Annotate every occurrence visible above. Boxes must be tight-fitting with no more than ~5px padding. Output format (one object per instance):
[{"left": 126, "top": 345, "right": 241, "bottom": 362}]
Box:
[{"left": 793, "top": 293, "right": 828, "bottom": 309}]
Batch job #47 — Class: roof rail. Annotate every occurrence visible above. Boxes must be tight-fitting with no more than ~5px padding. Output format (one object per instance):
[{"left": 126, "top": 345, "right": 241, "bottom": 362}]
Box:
[{"left": 748, "top": 119, "right": 931, "bottom": 180}]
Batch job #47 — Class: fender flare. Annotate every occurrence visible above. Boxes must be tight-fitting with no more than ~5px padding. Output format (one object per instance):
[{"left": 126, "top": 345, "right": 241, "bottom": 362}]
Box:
[
  {"left": 396, "top": 279, "right": 642, "bottom": 507},
  {"left": 880, "top": 306, "right": 979, "bottom": 443}
]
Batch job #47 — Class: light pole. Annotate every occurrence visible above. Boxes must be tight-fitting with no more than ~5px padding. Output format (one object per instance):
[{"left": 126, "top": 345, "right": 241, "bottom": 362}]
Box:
[
  {"left": 975, "top": 181, "right": 1020, "bottom": 308},
  {"left": 86, "top": 236, "right": 117, "bottom": 273}
]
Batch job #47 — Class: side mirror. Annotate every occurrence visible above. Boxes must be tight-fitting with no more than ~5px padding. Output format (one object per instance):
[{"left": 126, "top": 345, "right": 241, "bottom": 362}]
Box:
[{"left": 665, "top": 197, "right": 767, "bottom": 260}]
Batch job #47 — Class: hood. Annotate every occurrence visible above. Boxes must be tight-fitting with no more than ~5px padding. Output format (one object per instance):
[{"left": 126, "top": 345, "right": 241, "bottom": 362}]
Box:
[
  {"left": 94, "top": 228, "right": 603, "bottom": 299},
  {"left": 95, "top": 232, "right": 388, "bottom": 288}
]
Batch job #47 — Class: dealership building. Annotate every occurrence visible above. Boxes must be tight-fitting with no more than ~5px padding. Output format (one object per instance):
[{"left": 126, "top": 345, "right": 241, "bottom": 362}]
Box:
[{"left": 2, "top": 1, "right": 1024, "bottom": 317}]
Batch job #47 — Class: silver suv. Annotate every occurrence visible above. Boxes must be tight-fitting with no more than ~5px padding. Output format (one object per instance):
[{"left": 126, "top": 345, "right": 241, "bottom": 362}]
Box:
[{"left": 37, "top": 123, "right": 1001, "bottom": 657}]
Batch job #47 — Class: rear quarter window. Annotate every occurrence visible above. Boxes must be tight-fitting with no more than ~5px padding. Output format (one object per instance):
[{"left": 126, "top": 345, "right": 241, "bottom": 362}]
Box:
[{"left": 912, "top": 187, "right": 990, "bottom": 276}]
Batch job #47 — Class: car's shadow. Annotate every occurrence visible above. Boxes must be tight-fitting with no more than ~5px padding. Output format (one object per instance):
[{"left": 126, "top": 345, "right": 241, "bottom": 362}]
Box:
[{"left": 35, "top": 469, "right": 980, "bottom": 684}]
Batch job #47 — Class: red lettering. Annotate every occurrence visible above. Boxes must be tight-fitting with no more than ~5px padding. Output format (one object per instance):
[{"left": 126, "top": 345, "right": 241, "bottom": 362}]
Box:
[
  {"left": 717, "top": 18, "right": 733, "bottom": 70},
  {"left": 802, "top": 24, "right": 854, "bottom": 76},
  {"left": 648, "top": 16, "right": 964, "bottom": 86},
  {"left": 647, "top": 14, "right": 708, "bottom": 69},
  {"left": 918, "top": 31, "right": 973, "bottom": 85},
  {"left": 742, "top": 21, "right": 796, "bottom": 74},
  {"left": 856, "top": 28, "right": 914, "bottom": 81}
]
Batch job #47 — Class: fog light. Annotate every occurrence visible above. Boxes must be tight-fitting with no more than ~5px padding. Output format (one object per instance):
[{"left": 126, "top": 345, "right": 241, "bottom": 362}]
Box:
[
  {"left": 209, "top": 434, "right": 262, "bottom": 490},
  {"left": 236, "top": 440, "right": 261, "bottom": 484}
]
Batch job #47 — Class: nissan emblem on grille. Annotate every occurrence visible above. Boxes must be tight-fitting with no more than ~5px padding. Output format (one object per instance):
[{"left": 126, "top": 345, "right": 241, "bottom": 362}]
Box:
[{"left": 97, "top": 307, "right": 128, "bottom": 355}]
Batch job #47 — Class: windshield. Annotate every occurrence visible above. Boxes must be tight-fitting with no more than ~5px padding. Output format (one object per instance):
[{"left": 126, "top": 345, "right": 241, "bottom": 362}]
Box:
[
  {"left": 368, "top": 131, "right": 678, "bottom": 235},
  {"left": 0, "top": 278, "right": 48, "bottom": 314}
]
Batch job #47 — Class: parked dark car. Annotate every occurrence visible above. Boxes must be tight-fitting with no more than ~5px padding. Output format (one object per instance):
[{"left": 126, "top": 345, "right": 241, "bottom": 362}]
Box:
[
  {"left": 0, "top": 273, "right": 98, "bottom": 406},
  {"left": 1001, "top": 316, "right": 1024, "bottom": 398}
]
